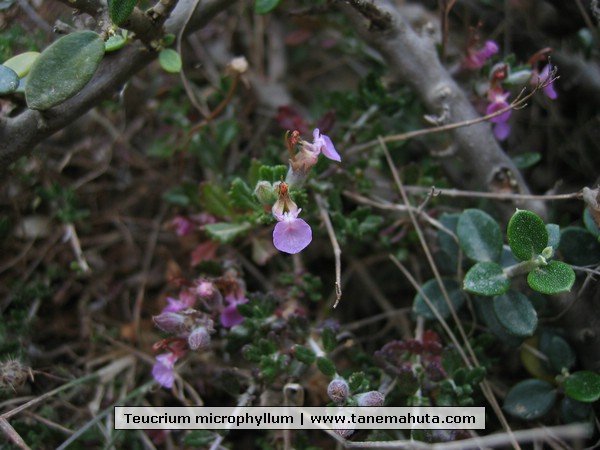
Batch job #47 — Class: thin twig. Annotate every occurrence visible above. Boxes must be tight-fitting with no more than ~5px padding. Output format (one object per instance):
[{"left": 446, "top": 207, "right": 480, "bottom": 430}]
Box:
[
  {"left": 347, "top": 77, "right": 557, "bottom": 156},
  {"left": 315, "top": 194, "right": 342, "bottom": 308}
]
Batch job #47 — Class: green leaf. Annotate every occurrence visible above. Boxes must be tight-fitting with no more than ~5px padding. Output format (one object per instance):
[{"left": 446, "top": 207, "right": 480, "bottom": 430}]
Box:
[
  {"left": 293, "top": 345, "right": 315, "bottom": 365},
  {"left": 258, "top": 165, "right": 288, "bottom": 183},
  {"left": 437, "top": 213, "right": 460, "bottom": 273},
  {"left": 546, "top": 224, "right": 560, "bottom": 250},
  {"left": 564, "top": 371, "right": 600, "bottom": 403},
  {"left": 159, "top": 48, "right": 182, "bottom": 73},
  {"left": 539, "top": 330, "right": 576, "bottom": 374},
  {"left": 348, "top": 372, "right": 366, "bottom": 392},
  {"left": 26, "top": 31, "right": 105, "bottom": 110},
  {"left": 527, "top": 260, "right": 575, "bottom": 294},
  {"left": 507, "top": 210, "right": 548, "bottom": 261},
  {"left": 316, "top": 356, "right": 336, "bottom": 378},
  {"left": 255, "top": 0, "right": 280, "bottom": 14},
  {"left": 229, "top": 178, "right": 257, "bottom": 210},
  {"left": 108, "top": 0, "right": 138, "bottom": 25},
  {"left": 559, "top": 227, "right": 600, "bottom": 266},
  {"left": 200, "top": 183, "right": 233, "bottom": 218},
  {"left": 463, "top": 261, "right": 510, "bottom": 296},
  {"left": 559, "top": 397, "right": 593, "bottom": 424},
  {"left": 204, "top": 222, "right": 251, "bottom": 243},
  {"left": 105, "top": 33, "right": 127, "bottom": 52},
  {"left": 504, "top": 379, "right": 557, "bottom": 420},
  {"left": 475, "top": 296, "right": 523, "bottom": 346},
  {"left": 512, "top": 152, "right": 541, "bottom": 169},
  {"left": 413, "top": 278, "right": 466, "bottom": 319},
  {"left": 321, "top": 327, "right": 338, "bottom": 353},
  {"left": 493, "top": 291, "right": 537, "bottom": 337},
  {"left": 457, "top": 209, "right": 503, "bottom": 262},
  {"left": 583, "top": 208, "right": 600, "bottom": 238},
  {"left": 2, "top": 51, "right": 39, "bottom": 77},
  {"left": 0, "top": 64, "right": 19, "bottom": 94}
]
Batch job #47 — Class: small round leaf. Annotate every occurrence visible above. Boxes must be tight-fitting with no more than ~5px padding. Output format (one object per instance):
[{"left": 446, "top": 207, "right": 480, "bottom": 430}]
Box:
[
  {"left": 559, "top": 397, "right": 593, "bottom": 423},
  {"left": 512, "top": 152, "right": 541, "bottom": 169},
  {"left": 159, "top": 48, "right": 182, "bottom": 73},
  {"left": 564, "top": 371, "right": 600, "bottom": 403},
  {"left": 2, "top": 51, "right": 40, "bottom": 77},
  {"left": 109, "top": 0, "right": 138, "bottom": 25},
  {"left": 508, "top": 210, "right": 548, "bottom": 261},
  {"left": 583, "top": 208, "right": 600, "bottom": 238},
  {"left": 493, "top": 291, "right": 537, "bottom": 337},
  {"left": 413, "top": 278, "right": 466, "bottom": 319},
  {"left": 463, "top": 261, "right": 510, "bottom": 296},
  {"left": 527, "top": 260, "right": 575, "bottom": 295},
  {"left": 105, "top": 33, "right": 127, "bottom": 52},
  {"left": 0, "top": 64, "right": 19, "bottom": 94},
  {"left": 539, "top": 330, "right": 576, "bottom": 374},
  {"left": 25, "top": 31, "right": 105, "bottom": 110},
  {"left": 559, "top": 227, "right": 600, "bottom": 266},
  {"left": 504, "top": 379, "right": 557, "bottom": 420},
  {"left": 457, "top": 209, "right": 503, "bottom": 262}
]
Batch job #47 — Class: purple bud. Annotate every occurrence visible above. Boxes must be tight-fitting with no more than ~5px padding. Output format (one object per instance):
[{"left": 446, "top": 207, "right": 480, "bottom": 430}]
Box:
[
  {"left": 188, "top": 326, "right": 211, "bottom": 350},
  {"left": 327, "top": 378, "right": 350, "bottom": 403},
  {"left": 153, "top": 312, "right": 188, "bottom": 333},
  {"left": 355, "top": 391, "right": 385, "bottom": 407}
]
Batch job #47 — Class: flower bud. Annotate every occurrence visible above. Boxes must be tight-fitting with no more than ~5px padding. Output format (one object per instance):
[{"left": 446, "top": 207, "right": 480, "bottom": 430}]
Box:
[
  {"left": 153, "top": 311, "right": 189, "bottom": 333},
  {"left": 327, "top": 378, "right": 350, "bottom": 403},
  {"left": 355, "top": 391, "right": 385, "bottom": 407},
  {"left": 254, "top": 181, "right": 277, "bottom": 206},
  {"left": 188, "top": 326, "right": 211, "bottom": 350}
]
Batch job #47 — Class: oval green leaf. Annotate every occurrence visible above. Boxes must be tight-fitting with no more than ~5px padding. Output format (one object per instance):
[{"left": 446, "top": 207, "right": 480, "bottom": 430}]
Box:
[
  {"left": 507, "top": 210, "right": 548, "bottom": 261},
  {"left": 504, "top": 379, "right": 557, "bottom": 420},
  {"left": 512, "top": 152, "right": 541, "bottom": 169},
  {"left": 413, "top": 278, "right": 466, "bottom": 320},
  {"left": 109, "top": 0, "right": 138, "bottom": 25},
  {"left": 25, "top": 31, "right": 105, "bottom": 110},
  {"left": 457, "top": 209, "right": 503, "bottom": 262},
  {"left": 463, "top": 261, "right": 510, "bottom": 296},
  {"left": 255, "top": 0, "right": 280, "bottom": 14},
  {"left": 559, "top": 396, "right": 593, "bottom": 424},
  {"left": 539, "top": 330, "right": 576, "bottom": 374},
  {"left": 205, "top": 222, "right": 251, "bottom": 243},
  {"left": 583, "top": 208, "right": 600, "bottom": 238},
  {"left": 105, "top": 33, "right": 127, "bottom": 52},
  {"left": 559, "top": 227, "right": 600, "bottom": 266},
  {"left": 493, "top": 291, "right": 537, "bottom": 337},
  {"left": 527, "top": 260, "right": 575, "bottom": 295},
  {"left": 159, "top": 48, "right": 182, "bottom": 73},
  {"left": 2, "top": 51, "right": 40, "bottom": 77},
  {"left": 564, "top": 371, "right": 600, "bottom": 403},
  {"left": 0, "top": 64, "right": 19, "bottom": 94}
]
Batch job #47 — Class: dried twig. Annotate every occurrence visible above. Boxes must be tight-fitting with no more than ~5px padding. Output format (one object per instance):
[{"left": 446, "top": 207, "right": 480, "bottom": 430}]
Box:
[{"left": 315, "top": 194, "right": 342, "bottom": 308}]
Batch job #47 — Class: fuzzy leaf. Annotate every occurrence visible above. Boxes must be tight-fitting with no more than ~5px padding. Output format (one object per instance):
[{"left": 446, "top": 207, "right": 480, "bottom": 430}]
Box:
[
  {"left": 504, "top": 379, "right": 557, "bottom": 420},
  {"left": 493, "top": 291, "right": 537, "bottom": 337},
  {"left": 539, "top": 331, "right": 576, "bottom": 374},
  {"left": 583, "top": 208, "right": 600, "bottom": 238},
  {"left": 316, "top": 356, "right": 336, "bottom": 377},
  {"left": 25, "top": 31, "right": 105, "bottom": 110},
  {"left": 204, "top": 222, "right": 251, "bottom": 243},
  {"left": 413, "top": 278, "right": 466, "bottom": 319},
  {"left": 321, "top": 327, "right": 338, "bottom": 353},
  {"left": 200, "top": 183, "right": 233, "bottom": 218},
  {"left": 105, "top": 33, "right": 127, "bottom": 52},
  {"left": 159, "top": 49, "right": 182, "bottom": 73},
  {"left": 527, "top": 260, "right": 575, "bottom": 294},
  {"left": 2, "top": 51, "right": 39, "bottom": 77},
  {"left": 229, "top": 178, "right": 257, "bottom": 210},
  {"left": 564, "top": 371, "right": 600, "bottom": 403},
  {"left": 507, "top": 210, "right": 548, "bottom": 261},
  {"left": 293, "top": 345, "right": 316, "bottom": 365},
  {"left": 457, "top": 209, "right": 503, "bottom": 262},
  {"left": 546, "top": 224, "right": 561, "bottom": 250},
  {"left": 109, "top": 0, "right": 138, "bottom": 25},
  {"left": 463, "top": 261, "right": 510, "bottom": 296},
  {"left": 0, "top": 64, "right": 19, "bottom": 94},
  {"left": 512, "top": 152, "right": 541, "bottom": 169}
]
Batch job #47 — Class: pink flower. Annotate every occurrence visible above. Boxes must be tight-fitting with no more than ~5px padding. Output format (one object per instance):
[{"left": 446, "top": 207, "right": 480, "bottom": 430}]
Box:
[
  {"left": 162, "top": 290, "right": 196, "bottom": 312},
  {"left": 220, "top": 295, "right": 249, "bottom": 328},
  {"left": 463, "top": 40, "right": 499, "bottom": 70},
  {"left": 152, "top": 353, "right": 178, "bottom": 388},
  {"left": 312, "top": 128, "right": 341, "bottom": 162},
  {"left": 531, "top": 64, "right": 557, "bottom": 99},
  {"left": 272, "top": 209, "right": 312, "bottom": 254},
  {"left": 171, "top": 216, "right": 195, "bottom": 236},
  {"left": 486, "top": 90, "right": 512, "bottom": 141}
]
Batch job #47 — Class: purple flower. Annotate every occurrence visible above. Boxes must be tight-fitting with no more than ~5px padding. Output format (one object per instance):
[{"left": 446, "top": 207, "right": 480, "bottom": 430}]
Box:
[
  {"left": 152, "top": 353, "right": 178, "bottom": 388},
  {"left": 486, "top": 90, "right": 512, "bottom": 141},
  {"left": 188, "top": 325, "right": 212, "bottom": 350},
  {"left": 312, "top": 128, "right": 341, "bottom": 162},
  {"left": 220, "top": 295, "right": 249, "bottom": 328},
  {"left": 272, "top": 209, "right": 312, "bottom": 254},
  {"left": 532, "top": 64, "right": 557, "bottom": 99},
  {"left": 171, "top": 216, "right": 195, "bottom": 236},
  {"left": 162, "top": 290, "right": 196, "bottom": 313},
  {"left": 463, "top": 40, "right": 499, "bottom": 70},
  {"left": 153, "top": 311, "right": 189, "bottom": 333}
]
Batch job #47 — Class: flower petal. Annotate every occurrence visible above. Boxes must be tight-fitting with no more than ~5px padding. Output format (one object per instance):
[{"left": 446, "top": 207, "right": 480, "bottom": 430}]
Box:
[
  {"left": 273, "top": 217, "right": 312, "bottom": 254},
  {"left": 152, "top": 353, "right": 177, "bottom": 388},
  {"left": 321, "top": 134, "right": 341, "bottom": 161}
]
